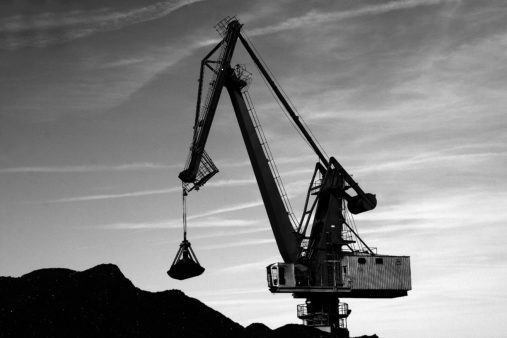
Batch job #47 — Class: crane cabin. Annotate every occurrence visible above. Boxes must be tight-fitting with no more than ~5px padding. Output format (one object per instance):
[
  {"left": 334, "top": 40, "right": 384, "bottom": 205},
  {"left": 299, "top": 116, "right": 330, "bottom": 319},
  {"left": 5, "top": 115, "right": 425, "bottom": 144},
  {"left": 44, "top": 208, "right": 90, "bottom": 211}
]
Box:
[{"left": 267, "top": 255, "right": 411, "bottom": 297}]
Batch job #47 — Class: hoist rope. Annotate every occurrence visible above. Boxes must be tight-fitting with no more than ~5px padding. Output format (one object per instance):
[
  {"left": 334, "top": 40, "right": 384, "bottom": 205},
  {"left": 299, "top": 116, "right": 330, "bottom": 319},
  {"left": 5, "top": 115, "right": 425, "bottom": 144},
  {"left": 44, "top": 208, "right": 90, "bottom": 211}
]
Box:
[{"left": 182, "top": 185, "right": 188, "bottom": 241}]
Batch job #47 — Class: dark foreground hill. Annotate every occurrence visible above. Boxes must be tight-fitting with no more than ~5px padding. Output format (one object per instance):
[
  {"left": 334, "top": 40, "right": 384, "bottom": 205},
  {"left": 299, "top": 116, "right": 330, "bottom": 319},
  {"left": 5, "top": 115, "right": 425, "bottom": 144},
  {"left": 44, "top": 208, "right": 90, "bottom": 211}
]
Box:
[{"left": 0, "top": 264, "right": 377, "bottom": 338}]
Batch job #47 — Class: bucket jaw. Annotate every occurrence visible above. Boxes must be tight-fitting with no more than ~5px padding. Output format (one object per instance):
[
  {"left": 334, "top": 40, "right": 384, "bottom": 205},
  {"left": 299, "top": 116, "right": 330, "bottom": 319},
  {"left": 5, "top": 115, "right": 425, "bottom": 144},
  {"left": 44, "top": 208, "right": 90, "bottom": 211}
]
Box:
[{"left": 167, "top": 240, "right": 205, "bottom": 280}]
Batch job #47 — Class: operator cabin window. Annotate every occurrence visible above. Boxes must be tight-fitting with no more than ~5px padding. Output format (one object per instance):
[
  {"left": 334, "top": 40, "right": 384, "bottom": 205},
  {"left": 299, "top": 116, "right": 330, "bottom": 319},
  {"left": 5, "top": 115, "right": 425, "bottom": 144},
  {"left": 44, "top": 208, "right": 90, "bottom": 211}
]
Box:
[
  {"left": 375, "top": 258, "right": 384, "bottom": 265},
  {"left": 270, "top": 266, "right": 278, "bottom": 285},
  {"left": 278, "top": 266, "right": 286, "bottom": 285},
  {"left": 358, "top": 258, "right": 366, "bottom": 265}
]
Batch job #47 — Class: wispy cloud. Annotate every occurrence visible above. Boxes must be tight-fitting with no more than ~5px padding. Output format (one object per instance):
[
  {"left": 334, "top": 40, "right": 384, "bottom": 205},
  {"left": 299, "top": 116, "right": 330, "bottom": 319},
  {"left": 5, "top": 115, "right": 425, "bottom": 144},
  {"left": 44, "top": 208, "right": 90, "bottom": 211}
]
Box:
[
  {"left": 191, "top": 226, "right": 267, "bottom": 240},
  {"left": 100, "top": 58, "right": 146, "bottom": 69},
  {"left": 205, "top": 178, "right": 256, "bottom": 188},
  {"left": 102, "top": 218, "right": 260, "bottom": 230},
  {"left": 357, "top": 190, "right": 507, "bottom": 237},
  {"left": 190, "top": 287, "right": 268, "bottom": 298},
  {"left": 0, "top": 162, "right": 177, "bottom": 174},
  {"left": 37, "top": 179, "right": 262, "bottom": 204},
  {"left": 216, "top": 256, "right": 279, "bottom": 273},
  {"left": 0, "top": 0, "right": 205, "bottom": 49},
  {"left": 248, "top": 0, "right": 461, "bottom": 37},
  {"left": 94, "top": 198, "right": 266, "bottom": 232},
  {"left": 205, "top": 298, "right": 282, "bottom": 306},
  {"left": 44, "top": 187, "right": 181, "bottom": 203},
  {"left": 200, "top": 238, "right": 275, "bottom": 250},
  {"left": 187, "top": 200, "right": 263, "bottom": 219},
  {"left": 354, "top": 146, "right": 507, "bottom": 174}
]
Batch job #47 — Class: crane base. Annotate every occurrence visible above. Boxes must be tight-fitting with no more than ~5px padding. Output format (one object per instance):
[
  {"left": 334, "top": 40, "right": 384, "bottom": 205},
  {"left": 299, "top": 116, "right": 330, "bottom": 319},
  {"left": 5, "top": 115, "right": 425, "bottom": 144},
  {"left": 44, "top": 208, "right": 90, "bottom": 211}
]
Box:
[{"left": 297, "top": 297, "right": 350, "bottom": 337}]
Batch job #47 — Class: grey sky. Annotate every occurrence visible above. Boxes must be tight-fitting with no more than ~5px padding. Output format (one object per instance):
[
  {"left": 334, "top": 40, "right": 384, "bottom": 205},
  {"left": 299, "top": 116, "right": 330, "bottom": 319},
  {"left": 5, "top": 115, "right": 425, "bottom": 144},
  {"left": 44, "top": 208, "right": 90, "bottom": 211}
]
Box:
[{"left": 1, "top": 1, "right": 507, "bottom": 337}]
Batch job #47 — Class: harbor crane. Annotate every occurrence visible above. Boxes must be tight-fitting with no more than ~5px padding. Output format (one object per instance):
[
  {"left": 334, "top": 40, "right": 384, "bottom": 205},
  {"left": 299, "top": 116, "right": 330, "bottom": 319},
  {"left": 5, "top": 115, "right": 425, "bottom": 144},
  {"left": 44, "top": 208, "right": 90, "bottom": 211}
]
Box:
[{"left": 169, "top": 17, "right": 411, "bottom": 337}]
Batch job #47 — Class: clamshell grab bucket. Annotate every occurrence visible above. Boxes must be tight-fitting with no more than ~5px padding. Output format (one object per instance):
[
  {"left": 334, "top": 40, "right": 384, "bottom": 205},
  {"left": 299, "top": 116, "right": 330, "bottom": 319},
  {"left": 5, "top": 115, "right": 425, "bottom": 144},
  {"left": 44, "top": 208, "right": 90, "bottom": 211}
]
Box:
[
  {"left": 347, "top": 193, "right": 377, "bottom": 214},
  {"left": 167, "top": 239, "right": 205, "bottom": 280}
]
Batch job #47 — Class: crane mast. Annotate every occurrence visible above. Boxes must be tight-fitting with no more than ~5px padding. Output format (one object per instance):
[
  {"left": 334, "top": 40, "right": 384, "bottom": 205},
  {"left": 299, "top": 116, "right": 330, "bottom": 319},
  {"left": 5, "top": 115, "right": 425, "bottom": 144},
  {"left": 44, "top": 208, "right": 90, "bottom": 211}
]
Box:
[
  {"left": 224, "top": 68, "right": 300, "bottom": 262},
  {"left": 175, "top": 17, "right": 411, "bottom": 337}
]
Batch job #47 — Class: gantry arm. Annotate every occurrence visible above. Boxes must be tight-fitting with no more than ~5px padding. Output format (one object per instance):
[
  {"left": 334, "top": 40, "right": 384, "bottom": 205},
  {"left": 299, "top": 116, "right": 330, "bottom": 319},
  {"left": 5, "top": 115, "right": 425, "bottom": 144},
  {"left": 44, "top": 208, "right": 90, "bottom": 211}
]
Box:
[{"left": 178, "top": 20, "right": 243, "bottom": 187}]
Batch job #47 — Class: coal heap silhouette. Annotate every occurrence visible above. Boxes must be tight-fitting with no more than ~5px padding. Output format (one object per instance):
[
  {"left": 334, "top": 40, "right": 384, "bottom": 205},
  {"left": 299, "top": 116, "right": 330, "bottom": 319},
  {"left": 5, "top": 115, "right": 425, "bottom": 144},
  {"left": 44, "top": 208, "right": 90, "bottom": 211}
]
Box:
[{"left": 0, "top": 264, "right": 378, "bottom": 338}]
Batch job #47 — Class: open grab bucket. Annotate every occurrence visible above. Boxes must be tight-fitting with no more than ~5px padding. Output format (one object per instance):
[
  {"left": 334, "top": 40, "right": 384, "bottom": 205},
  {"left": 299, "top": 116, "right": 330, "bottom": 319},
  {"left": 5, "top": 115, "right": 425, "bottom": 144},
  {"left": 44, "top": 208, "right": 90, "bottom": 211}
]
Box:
[
  {"left": 167, "top": 239, "right": 205, "bottom": 280},
  {"left": 167, "top": 189, "right": 205, "bottom": 280}
]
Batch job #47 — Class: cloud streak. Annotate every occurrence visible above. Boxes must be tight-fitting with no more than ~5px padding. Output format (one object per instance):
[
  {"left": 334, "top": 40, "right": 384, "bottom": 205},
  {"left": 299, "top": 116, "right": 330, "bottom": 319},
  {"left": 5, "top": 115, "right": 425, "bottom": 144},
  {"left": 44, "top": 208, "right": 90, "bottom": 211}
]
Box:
[
  {"left": 0, "top": 0, "right": 205, "bottom": 49},
  {"left": 187, "top": 200, "right": 264, "bottom": 220},
  {"left": 200, "top": 238, "right": 275, "bottom": 250},
  {"left": 44, "top": 187, "right": 181, "bottom": 203},
  {"left": 0, "top": 162, "right": 178, "bottom": 174},
  {"left": 205, "top": 178, "right": 256, "bottom": 188},
  {"left": 357, "top": 190, "right": 507, "bottom": 238},
  {"left": 248, "top": 0, "right": 461, "bottom": 37},
  {"left": 205, "top": 298, "right": 282, "bottom": 306},
  {"left": 354, "top": 146, "right": 507, "bottom": 174},
  {"left": 36, "top": 178, "right": 261, "bottom": 204},
  {"left": 102, "top": 218, "right": 260, "bottom": 230},
  {"left": 96, "top": 199, "right": 266, "bottom": 231},
  {"left": 216, "top": 256, "right": 280, "bottom": 273}
]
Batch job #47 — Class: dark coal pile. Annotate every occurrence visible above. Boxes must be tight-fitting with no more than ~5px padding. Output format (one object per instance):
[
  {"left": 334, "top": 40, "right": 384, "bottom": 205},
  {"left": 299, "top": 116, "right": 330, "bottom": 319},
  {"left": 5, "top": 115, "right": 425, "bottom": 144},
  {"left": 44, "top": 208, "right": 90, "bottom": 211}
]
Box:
[{"left": 0, "top": 264, "right": 377, "bottom": 338}]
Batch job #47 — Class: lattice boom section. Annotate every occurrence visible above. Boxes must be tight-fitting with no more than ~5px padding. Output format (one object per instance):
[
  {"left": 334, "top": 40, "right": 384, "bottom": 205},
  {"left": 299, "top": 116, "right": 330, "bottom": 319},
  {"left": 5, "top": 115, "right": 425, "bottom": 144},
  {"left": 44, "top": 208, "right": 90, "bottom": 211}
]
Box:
[{"left": 183, "top": 150, "right": 218, "bottom": 192}]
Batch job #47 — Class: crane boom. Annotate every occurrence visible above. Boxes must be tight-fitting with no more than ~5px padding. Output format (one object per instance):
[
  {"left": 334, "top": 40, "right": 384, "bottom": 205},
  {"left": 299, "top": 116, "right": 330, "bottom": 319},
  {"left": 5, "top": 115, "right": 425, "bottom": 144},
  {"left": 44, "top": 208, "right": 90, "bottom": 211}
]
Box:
[
  {"left": 179, "top": 20, "right": 242, "bottom": 186},
  {"left": 224, "top": 68, "right": 300, "bottom": 262},
  {"left": 178, "top": 18, "right": 299, "bottom": 262}
]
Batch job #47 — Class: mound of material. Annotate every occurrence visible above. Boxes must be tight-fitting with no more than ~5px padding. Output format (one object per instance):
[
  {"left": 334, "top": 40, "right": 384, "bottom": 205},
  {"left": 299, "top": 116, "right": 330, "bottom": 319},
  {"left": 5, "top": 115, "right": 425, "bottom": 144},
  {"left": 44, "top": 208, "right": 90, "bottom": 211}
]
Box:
[
  {"left": 0, "top": 264, "right": 376, "bottom": 338},
  {"left": 0, "top": 264, "right": 242, "bottom": 337}
]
